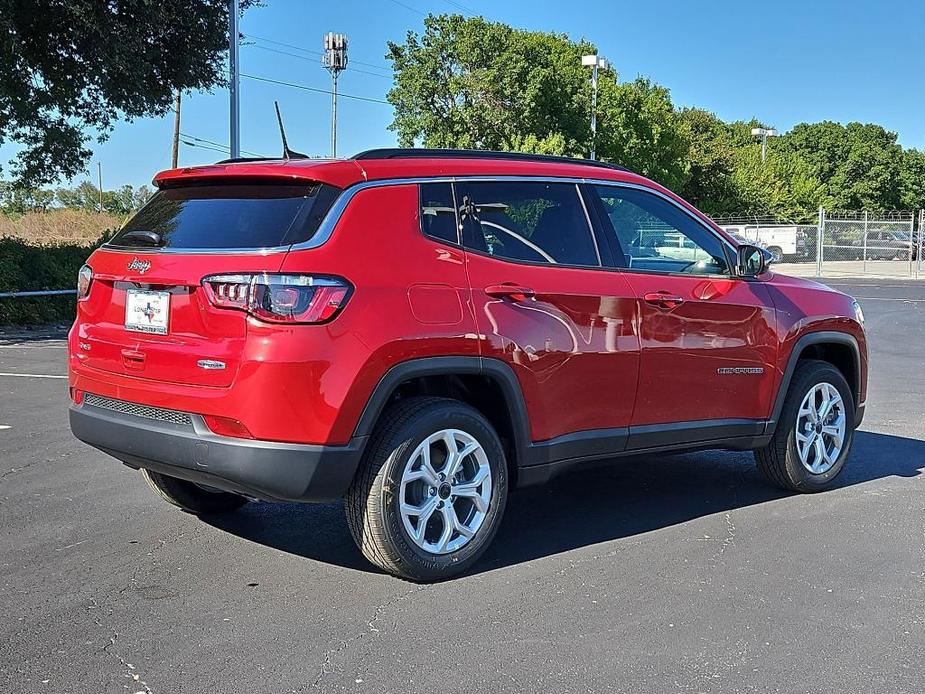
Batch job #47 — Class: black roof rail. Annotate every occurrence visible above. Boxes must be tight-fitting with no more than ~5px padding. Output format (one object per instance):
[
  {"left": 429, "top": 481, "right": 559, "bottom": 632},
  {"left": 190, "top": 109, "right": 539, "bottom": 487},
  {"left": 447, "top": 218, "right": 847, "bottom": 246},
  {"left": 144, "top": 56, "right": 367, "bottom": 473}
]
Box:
[
  {"left": 351, "top": 148, "right": 631, "bottom": 173},
  {"left": 214, "top": 156, "right": 281, "bottom": 164}
]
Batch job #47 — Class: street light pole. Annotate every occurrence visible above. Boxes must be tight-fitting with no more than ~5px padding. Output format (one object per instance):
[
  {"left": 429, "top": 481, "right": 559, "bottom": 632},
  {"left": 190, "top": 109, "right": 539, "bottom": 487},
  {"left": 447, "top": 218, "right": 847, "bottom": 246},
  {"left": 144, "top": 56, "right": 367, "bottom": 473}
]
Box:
[
  {"left": 751, "top": 127, "right": 779, "bottom": 163},
  {"left": 322, "top": 32, "right": 348, "bottom": 158},
  {"left": 228, "top": 0, "right": 240, "bottom": 159},
  {"left": 582, "top": 54, "right": 608, "bottom": 160}
]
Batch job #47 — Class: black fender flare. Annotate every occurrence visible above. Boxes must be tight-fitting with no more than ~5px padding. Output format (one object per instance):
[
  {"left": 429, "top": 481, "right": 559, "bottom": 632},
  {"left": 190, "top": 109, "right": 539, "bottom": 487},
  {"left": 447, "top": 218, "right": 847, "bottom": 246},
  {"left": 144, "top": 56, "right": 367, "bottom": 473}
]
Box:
[
  {"left": 768, "top": 330, "right": 861, "bottom": 432},
  {"left": 352, "top": 356, "right": 532, "bottom": 463}
]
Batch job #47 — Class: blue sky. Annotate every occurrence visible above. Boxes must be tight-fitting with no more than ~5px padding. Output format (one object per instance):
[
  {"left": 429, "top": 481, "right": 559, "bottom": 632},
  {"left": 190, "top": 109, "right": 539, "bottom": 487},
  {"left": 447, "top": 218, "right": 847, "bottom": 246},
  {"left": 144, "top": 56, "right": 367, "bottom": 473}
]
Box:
[{"left": 4, "top": 0, "right": 924, "bottom": 190}]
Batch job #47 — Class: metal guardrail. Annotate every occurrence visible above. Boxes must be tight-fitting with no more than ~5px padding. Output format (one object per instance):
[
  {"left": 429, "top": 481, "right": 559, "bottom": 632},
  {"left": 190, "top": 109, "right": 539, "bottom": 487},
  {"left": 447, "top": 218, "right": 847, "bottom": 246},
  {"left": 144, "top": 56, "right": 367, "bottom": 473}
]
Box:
[{"left": 0, "top": 289, "right": 77, "bottom": 298}]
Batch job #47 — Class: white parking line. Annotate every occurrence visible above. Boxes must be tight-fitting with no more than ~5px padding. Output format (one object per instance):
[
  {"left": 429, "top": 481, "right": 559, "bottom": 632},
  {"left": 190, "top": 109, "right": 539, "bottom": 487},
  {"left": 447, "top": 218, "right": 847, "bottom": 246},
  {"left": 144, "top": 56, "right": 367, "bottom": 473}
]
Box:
[
  {"left": 0, "top": 372, "right": 67, "bottom": 379},
  {"left": 0, "top": 344, "right": 67, "bottom": 349},
  {"left": 0, "top": 425, "right": 10, "bottom": 430},
  {"left": 854, "top": 297, "right": 925, "bottom": 302}
]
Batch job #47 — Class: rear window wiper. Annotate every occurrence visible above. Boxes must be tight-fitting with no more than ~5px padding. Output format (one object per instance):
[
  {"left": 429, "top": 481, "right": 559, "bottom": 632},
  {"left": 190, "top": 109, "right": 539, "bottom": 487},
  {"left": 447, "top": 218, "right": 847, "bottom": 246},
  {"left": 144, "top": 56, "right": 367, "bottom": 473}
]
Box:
[{"left": 119, "top": 230, "right": 163, "bottom": 247}]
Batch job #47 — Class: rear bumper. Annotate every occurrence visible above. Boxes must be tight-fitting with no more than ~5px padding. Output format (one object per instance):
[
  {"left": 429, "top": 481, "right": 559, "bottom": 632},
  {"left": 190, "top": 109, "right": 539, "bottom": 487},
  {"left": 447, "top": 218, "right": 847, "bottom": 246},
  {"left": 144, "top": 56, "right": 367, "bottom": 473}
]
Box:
[{"left": 69, "top": 402, "right": 366, "bottom": 502}]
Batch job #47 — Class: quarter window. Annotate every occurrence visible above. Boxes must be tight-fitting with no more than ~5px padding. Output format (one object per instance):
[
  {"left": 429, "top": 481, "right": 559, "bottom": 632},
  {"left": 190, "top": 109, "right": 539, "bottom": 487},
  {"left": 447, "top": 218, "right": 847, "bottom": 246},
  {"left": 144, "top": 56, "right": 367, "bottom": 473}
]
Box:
[
  {"left": 456, "top": 181, "right": 600, "bottom": 267},
  {"left": 420, "top": 183, "right": 459, "bottom": 244},
  {"left": 589, "top": 185, "right": 730, "bottom": 275}
]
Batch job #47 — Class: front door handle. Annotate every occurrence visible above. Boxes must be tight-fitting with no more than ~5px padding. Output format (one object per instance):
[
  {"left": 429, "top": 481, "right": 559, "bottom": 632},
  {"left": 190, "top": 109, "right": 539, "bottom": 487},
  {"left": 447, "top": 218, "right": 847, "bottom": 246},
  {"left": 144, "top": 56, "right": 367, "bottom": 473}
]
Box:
[
  {"left": 643, "top": 291, "right": 685, "bottom": 310},
  {"left": 485, "top": 284, "right": 536, "bottom": 301}
]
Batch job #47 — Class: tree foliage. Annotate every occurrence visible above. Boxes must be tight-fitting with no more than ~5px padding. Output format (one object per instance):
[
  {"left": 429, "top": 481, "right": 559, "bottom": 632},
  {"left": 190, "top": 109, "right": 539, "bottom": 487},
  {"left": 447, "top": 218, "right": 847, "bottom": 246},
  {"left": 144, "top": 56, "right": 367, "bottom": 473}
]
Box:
[
  {"left": 388, "top": 14, "right": 924, "bottom": 219},
  {"left": 0, "top": 0, "right": 256, "bottom": 187},
  {"left": 1, "top": 180, "right": 151, "bottom": 217}
]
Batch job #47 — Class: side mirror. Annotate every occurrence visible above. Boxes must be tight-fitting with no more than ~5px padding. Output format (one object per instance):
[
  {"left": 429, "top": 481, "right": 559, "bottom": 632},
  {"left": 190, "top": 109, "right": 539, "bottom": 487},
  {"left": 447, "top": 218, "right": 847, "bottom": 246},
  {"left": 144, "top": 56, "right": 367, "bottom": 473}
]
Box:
[{"left": 737, "top": 244, "right": 770, "bottom": 277}]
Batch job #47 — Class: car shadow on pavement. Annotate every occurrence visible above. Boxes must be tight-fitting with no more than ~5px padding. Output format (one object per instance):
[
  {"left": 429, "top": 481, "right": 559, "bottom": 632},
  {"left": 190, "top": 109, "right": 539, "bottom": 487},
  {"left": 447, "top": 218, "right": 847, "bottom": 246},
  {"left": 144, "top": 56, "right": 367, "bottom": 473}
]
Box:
[{"left": 202, "top": 430, "right": 924, "bottom": 577}]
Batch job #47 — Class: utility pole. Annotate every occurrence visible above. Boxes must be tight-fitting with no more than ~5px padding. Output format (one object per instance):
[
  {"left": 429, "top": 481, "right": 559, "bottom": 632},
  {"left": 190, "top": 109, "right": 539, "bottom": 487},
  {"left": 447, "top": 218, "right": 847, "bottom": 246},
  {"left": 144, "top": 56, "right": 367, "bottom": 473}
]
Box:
[
  {"left": 171, "top": 89, "right": 182, "bottom": 168},
  {"left": 228, "top": 0, "right": 240, "bottom": 159},
  {"left": 751, "top": 127, "right": 779, "bottom": 163},
  {"left": 581, "top": 54, "right": 608, "bottom": 160},
  {"left": 96, "top": 162, "right": 103, "bottom": 213},
  {"left": 322, "top": 32, "right": 348, "bottom": 158}
]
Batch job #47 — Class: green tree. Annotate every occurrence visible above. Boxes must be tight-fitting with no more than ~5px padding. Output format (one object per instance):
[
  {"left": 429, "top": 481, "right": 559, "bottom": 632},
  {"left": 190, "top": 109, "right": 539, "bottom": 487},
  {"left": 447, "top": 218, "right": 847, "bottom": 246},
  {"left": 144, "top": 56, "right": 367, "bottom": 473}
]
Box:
[
  {"left": 0, "top": 0, "right": 257, "bottom": 187},
  {"left": 387, "top": 14, "right": 593, "bottom": 155},
  {"left": 899, "top": 148, "right": 925, "bottom": 210},
  {"left": 779, "top": 121, "right": 903, "bottom": 210},
  {"left": 595, "top": 77, "right": 687, "bottom": 189},
  {"left": 386, "top": 14, "right": 688, "bottom": 188},
  {"left": 677, "top": 108, "right": 739, "bottom": 213}
]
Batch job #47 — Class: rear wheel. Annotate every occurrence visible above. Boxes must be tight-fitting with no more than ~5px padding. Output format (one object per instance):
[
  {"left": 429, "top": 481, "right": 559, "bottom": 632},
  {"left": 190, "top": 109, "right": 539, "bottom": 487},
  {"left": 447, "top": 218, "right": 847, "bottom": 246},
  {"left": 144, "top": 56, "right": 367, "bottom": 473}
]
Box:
[
  {"left": 141, "top": 469, "right": 249, "bottom": 514},
  {"left": 345, "top": 397, "right": 508, "bottom": 582},
  {"left": 755, "top": 360, "right": 855, "bottom": 492}
]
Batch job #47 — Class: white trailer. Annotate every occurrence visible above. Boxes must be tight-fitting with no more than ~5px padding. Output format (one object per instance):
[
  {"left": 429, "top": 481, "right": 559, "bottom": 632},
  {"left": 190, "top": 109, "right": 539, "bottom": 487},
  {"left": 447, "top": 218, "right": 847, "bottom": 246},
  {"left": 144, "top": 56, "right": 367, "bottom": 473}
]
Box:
[{"left": 721, "top": 224, "right": 807, "bottom": 261}]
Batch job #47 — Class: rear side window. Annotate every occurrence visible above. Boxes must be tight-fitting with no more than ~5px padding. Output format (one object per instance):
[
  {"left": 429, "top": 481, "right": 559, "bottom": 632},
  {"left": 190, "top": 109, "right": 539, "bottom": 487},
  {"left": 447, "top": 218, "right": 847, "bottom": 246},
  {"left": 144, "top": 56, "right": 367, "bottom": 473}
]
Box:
[
  {"left": 456, "top": 181, "right": 600, "bottom": 266},
  {"left": 109, "top": 183, "right": 341, "bottom": 250},
  {"left": 420, "top": 183, "right": 458, "bottom": 244}
]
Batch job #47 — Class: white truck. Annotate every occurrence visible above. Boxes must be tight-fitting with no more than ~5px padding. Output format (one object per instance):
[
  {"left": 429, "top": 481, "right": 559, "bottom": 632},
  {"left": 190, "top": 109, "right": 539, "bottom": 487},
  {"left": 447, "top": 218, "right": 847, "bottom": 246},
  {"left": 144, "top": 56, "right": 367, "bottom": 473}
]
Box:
[{"left": 721, "top": 224, "right": 807, "bottom": 262}]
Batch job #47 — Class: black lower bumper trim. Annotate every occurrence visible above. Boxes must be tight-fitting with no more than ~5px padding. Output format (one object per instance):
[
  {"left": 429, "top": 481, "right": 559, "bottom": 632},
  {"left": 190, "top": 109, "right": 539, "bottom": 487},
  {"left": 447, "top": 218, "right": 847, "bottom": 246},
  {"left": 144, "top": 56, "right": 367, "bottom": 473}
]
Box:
[{"left": 69, "top": 404, "right": 365, "bottom": 503}]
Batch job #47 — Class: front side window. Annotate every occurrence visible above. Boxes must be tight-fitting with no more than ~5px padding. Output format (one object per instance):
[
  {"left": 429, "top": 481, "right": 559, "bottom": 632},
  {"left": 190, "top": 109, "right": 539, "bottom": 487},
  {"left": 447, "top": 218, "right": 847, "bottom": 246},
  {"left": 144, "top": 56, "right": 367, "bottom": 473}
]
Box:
[
  {"left": 589, "top": 185, "right": 730, "bottom": 275},
  {"left": 456, "top": 181, "right": 600, "bottom": 267}
]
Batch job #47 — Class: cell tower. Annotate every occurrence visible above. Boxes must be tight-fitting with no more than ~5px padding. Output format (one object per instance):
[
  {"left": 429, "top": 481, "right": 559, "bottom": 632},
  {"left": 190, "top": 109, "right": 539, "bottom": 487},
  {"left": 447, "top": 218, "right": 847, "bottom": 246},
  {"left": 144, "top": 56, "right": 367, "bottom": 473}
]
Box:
[{"left": 322, "top": 32, "right": 348, "bottom": 158}]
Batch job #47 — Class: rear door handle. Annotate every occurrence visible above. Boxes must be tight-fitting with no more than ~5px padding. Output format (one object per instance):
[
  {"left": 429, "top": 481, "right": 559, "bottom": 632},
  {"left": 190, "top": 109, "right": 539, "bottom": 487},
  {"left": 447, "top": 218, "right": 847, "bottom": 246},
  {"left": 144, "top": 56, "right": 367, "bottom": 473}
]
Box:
[
  {"left": 485, "top": 284, "right": 536, "bottom": 301},
  {"left": 643, "top": 291, "right": 685, "bottom": 309}
]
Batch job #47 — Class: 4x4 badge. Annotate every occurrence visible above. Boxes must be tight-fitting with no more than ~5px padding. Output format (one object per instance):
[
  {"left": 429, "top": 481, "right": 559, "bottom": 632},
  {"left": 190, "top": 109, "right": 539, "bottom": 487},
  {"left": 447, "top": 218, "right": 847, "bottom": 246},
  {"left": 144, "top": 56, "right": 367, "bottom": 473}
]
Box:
[{"left": 127, "top": 257, "right": 151, "bottom": 274}]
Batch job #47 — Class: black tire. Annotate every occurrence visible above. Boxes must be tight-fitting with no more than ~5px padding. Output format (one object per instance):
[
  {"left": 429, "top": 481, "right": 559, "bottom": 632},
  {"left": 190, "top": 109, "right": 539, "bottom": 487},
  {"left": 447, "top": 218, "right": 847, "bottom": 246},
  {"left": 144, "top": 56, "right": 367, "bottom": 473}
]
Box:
[
  {"left": 141, "top": 469, "right": 249, "bottom": 514},
  {"left": 755, "top": 359, "right": 855, "bottom": 492},
  {"left": 345, "top": 397, "right": 508, "bottom": 582}
]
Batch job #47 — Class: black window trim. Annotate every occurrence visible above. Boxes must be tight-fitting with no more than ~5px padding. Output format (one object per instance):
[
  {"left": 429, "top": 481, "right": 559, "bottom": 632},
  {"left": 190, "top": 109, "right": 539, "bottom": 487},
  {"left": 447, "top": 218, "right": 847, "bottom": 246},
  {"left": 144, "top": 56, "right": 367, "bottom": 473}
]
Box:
[
  {"left": 581, "top": 181, "right": 738, "bottom": 279},
  {"left": 419, "top": 181, "right": 462, "bottom": 246}
]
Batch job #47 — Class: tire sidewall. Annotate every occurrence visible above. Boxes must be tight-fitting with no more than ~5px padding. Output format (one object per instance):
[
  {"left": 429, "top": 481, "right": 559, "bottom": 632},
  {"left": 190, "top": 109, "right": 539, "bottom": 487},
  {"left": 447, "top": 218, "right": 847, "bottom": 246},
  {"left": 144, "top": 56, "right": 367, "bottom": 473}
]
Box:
[
  {"left": 376, "top": 404, "right": 508, "bottom": 579},
  {"left": 782, "top": 366, "right": 855, "bottom": 490}
]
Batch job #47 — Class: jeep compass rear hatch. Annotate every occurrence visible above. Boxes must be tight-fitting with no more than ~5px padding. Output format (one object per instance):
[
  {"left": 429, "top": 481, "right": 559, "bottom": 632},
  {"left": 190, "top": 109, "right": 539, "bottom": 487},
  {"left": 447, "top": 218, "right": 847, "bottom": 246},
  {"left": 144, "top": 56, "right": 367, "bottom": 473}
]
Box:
[{"left": 76, "top": 181, "right": 340, "bottom": 387}]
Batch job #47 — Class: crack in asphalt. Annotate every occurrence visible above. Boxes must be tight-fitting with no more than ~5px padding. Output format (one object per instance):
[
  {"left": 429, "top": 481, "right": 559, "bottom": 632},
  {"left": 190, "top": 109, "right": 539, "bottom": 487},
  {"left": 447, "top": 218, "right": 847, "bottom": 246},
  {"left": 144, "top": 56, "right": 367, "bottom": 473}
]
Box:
[
  {"left": 304, "top": 584, "right": 429, "bottom": 691},
  {"left": 89, "top": 597, "right": 154, "bottom": 694}
]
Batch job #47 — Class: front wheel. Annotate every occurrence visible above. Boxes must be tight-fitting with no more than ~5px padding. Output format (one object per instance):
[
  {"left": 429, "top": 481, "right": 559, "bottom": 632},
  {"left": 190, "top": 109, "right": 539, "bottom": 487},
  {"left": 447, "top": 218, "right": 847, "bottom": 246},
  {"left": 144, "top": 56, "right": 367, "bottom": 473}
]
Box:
[
  {"left": 755, "top": 360, "right": 855, "bottom": 492},
  {"left": 345, "top": 397, "right": 508, "bottom": 581}
]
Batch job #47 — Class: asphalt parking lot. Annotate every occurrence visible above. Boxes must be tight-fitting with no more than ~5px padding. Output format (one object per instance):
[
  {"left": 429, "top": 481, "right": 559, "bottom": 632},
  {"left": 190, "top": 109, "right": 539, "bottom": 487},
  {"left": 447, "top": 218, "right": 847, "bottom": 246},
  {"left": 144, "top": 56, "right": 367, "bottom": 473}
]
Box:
[{"left": 1, "top": 279, "right": 923, "bottom": 694}]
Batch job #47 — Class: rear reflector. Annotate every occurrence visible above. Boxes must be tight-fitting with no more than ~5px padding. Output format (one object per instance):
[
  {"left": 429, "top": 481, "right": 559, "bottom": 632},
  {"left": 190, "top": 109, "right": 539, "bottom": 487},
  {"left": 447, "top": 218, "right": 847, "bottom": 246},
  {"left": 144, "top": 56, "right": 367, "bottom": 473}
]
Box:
[
  {"left": 201, "top": 273, "right": 351, "bottom": 324},
  {"left": 203, "top": 415, "right": 253, "bottom": 439}
]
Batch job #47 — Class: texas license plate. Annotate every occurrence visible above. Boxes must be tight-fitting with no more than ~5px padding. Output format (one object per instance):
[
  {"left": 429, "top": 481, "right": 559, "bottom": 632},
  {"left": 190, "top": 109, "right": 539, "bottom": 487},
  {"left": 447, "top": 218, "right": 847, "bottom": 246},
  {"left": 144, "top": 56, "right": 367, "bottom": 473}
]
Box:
[{"left": 125, "top": 289, "right": 170, "bottom": 335}]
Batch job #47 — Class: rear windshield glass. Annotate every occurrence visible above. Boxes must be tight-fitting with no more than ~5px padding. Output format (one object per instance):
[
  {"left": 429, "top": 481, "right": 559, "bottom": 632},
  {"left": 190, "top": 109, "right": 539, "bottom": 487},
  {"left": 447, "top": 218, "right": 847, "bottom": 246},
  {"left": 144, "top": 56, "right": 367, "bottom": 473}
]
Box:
[{"left": 108, "top": 183, "right": 341, "bottom": 249}]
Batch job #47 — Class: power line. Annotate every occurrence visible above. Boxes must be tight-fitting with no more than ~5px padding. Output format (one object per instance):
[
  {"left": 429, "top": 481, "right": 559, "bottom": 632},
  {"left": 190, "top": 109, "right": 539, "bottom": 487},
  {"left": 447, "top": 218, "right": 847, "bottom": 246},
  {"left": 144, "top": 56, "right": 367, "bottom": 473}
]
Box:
[
  {"left": 442, "top": 0, "right": 478, "bottom": 14},
  {"left": 243, "top": 33, "right": 391, "bottom": 74},
  {"left": 385, "top": 0, "right": 426, "bottom": 16},
  {"left": 246, "top": 43, "right": 392, "bottom": 80},
  {"left": 240, "top": 73, "right": 391, "bottom": 105},
  {"left": 180, "top": 132, "right": 264, "bottom": 158}
]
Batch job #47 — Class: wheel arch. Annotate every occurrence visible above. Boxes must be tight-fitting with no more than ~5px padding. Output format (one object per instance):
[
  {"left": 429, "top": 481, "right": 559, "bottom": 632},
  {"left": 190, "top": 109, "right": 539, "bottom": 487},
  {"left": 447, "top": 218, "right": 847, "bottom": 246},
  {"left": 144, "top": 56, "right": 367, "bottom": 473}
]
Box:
[
  {"left": 352, "top": 357, "right": 532, "bottom": 481},
  {"left": 769, "top": 331, "right": 861, "bottom": 432}
]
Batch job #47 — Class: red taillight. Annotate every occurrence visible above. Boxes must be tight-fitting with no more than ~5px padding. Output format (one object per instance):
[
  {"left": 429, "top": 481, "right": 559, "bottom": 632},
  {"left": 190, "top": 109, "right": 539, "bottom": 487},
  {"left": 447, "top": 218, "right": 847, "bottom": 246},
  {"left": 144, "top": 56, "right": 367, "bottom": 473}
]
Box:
[
  {"left": 70, "top": 388, "right": 84, "bottom": 404},
  {"left": 203, "top": 415, "right": 253, "bottom": 439},
  {"left": 201, "top": 274, "right": 351, "bottom": 324},
  {"left": 77, "top": 265, "right": 93, "bottom": 300}
]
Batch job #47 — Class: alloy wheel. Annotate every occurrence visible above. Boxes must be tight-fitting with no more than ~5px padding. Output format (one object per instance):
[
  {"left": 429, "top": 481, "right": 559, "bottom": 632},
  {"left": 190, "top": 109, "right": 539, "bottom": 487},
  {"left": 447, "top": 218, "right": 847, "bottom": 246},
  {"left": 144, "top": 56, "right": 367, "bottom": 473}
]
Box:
[
  {"left": 794, "top": 382, "right": 846, "bottom": 474},
  {"left": 398, "top": 429, "right": 492, "bottom": 555}
]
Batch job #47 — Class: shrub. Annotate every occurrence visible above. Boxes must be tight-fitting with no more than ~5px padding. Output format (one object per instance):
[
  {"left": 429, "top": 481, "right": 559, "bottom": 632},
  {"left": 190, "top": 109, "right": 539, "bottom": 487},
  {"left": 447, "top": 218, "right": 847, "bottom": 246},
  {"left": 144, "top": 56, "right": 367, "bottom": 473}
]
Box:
[{"left": 0, "top": 237, "right": 99, "bottom": 324}]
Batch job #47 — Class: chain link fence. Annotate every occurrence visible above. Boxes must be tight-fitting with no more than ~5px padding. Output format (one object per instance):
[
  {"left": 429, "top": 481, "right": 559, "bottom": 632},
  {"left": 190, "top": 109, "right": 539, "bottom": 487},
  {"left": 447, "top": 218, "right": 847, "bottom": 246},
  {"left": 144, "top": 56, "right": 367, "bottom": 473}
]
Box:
[{"left": 712, "top": 209, "right": 924, "bottom": 278}]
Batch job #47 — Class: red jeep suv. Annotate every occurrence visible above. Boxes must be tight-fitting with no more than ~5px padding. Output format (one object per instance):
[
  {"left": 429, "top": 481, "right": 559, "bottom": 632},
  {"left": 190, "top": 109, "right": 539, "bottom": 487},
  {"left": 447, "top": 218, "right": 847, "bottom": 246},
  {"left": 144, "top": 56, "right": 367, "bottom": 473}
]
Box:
[{"left": 69, "top": 149, "right": 868, "bottom": 581}]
